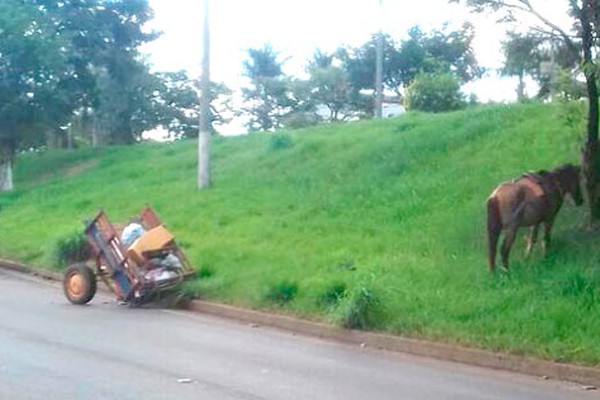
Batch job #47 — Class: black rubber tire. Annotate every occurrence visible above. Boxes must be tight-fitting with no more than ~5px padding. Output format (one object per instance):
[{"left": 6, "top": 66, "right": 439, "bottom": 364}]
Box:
[{"left": 63, "top": 263, "right": 97, "bottom": 305}]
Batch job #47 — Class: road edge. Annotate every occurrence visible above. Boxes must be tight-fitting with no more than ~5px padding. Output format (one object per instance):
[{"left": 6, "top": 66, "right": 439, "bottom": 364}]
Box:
[{"left": 2, "top": 258, "right": 599, "bottom": 387}]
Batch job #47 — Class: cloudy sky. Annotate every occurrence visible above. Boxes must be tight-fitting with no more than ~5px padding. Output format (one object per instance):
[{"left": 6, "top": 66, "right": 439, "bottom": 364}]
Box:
[{"left": 140, "top": 0, "right": 570, "bottom": 133}]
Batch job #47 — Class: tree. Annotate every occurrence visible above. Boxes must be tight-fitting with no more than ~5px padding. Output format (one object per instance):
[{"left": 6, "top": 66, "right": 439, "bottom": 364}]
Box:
[
  {"left": 152, "top": 72, "right": 232, "bottom": 139},
  {"left": 341, "top": 33, "right": 403, "bottom": 108},
  {"left": 501, "top": 31, "right": 581, "bottom": 100},
  {"left": 302, "top": 50, "right": 362, "bottom": 122},
  {"left": 241, "top": 45, "right": 295, "bottom": 131},
  {"left": 0, "top": 0, "right": 174, "bottom": 190},
  {"left": 423, "top": 23, "right": 483, "bottom": 82},
  {"left": 451, "top": 0, "right": 600, "bottom": 221},
  {"left": 32, "top": 0, "right": 161, "bottom": 146},
  {"left": 501, "top": 32, "right": 544, "bottom": 100},
  {"left": 404, "top": 72, "right": 466, "bottom": 112},
  {"left": 77, "top": 0, "right": 158, "bottom": 144},
  {"left": 340, "top": 24, "right": 482, "bottom": 113},
  {"left": 0, "top": 0, "right": 68, "bottom": 190}
]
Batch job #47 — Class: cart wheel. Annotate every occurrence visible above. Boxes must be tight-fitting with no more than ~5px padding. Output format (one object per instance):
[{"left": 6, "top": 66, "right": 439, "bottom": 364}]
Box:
[{"left": 63, "top": 263, "right": 97, "bottom": 305}]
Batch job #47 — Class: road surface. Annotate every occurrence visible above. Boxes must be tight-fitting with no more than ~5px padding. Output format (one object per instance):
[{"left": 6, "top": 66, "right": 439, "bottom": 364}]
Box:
[{"left": 0, "top": 268, "right": 596, "bottom": 399}]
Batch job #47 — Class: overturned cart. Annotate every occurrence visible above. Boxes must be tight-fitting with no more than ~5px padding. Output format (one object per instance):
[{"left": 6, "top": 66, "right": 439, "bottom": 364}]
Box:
[{"left": 63, "top": 207, "right": 196, "bottom": 305}]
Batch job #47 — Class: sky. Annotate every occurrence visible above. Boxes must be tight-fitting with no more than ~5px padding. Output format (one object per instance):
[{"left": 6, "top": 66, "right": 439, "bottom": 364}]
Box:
[{"left": 140, "top": 0, "right": 570, "bottom": 134}]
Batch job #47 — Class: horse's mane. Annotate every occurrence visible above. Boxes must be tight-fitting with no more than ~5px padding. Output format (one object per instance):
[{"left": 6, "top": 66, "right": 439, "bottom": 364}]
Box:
[
  {"left": 521, "top": 170, "right": 549, "bottom": 185},
  {"left": 523, "top": 164, "right": 578, "bottom": 182},
  {"left": 519, "top": 163, "right": 579, "bottom": 199}
]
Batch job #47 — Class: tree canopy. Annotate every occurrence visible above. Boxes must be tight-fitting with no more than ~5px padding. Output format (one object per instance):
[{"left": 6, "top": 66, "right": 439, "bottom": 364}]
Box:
[
  {"left": 0, "top": 0, "right": 235, "bottom": 190},
  {"left": 241, "top": 45, "right": 297, "bottom": 132},
  {"left": 239, "top": 24, "right": 483, "bottom": 131}
]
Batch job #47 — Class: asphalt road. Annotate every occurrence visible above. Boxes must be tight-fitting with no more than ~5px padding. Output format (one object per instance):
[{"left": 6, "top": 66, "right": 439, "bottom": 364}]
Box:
[{"left": 0, "top": 269, "right": 597, "bottom": 400}]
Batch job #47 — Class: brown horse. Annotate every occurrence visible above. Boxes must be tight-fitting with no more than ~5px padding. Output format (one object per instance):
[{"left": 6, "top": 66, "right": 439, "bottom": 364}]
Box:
[{"left": 486, "top": 163, "right": 583, "bottom": 272}]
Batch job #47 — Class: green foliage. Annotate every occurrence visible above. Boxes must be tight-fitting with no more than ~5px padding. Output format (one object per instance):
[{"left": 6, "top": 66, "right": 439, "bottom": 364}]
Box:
[
  {"left": 341, "top": 33, "right": 402, "bottom": 96},
  {"left": 501, "top": 32, "right": 544, "bottom": 101},
  {"left": 263, "top": 280, "right": 298, "bottom": 306},
  {"left": 54, "top": 232, "right": 92, "bottom": 267},
  {"left": 341, "top": 24, "right": 481, "bottom": 97},
  {"left": 318, "top": 282, "right": 347, "bottom": 308},
  {"left": 305, "top": 59, "right": 359, "bottom": 122},
  {"left": 197, "top": 264, "right": 216, "bottom": 279},
  {"left": 242, "top": 45, "right": 295, "bottom": 132},
  {"left": 331, "top": 284, "right": 378, "bottom": 330},
  {"left": 268, "top": 134, "right": 294, "bottom": 150},
  {"left": 404, "top": 72, "right": 465, "bottom": 112},
  {"left": 0, "top": 0, "right": 229, "bottom": 167},
  {"left": 551, "top": 68, "right": 586, "bottom": 101},
  {"left": 0, "top": 0, "right": 67, "bottom": 158},
  {"left": 559, "top": 99, "right": 586, "bottom": 139},
  {"left": 456, "top": 0, "right": 587, "bottom": 101},
  {"left": 4, "top": 102, "right": 600, "bottom": 365}
]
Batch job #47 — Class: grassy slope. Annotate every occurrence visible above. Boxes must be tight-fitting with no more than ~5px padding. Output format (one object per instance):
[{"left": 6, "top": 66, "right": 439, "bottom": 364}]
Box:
[{"left": 2, "top": 102, "right": 599, "bottom": 365}]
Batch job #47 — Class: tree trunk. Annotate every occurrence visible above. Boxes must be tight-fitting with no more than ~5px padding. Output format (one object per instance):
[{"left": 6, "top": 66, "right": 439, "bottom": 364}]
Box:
[
  {"left": 580, "top": 1, "right": 600, "bottom": 223},
  {"left": 516, "top": 73, "right": 526, "bottom": 102},
  {"left": 0, "top": 145, "right": 13, "bottom": 192},
  {"left": 67, "top": 124, "right": 73, "bottom": 149},
  {"left": 91, "top": 119, "right": 99, "bottom": 147},
  {"left": 45, "top": 129, "right": 58, "bottom": 149}
]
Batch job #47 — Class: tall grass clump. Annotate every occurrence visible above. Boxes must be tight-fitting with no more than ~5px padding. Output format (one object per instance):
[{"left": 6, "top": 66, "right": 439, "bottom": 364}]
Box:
[
  {"left": 268, "top": 133, "right": 294, "bottom": 150},
  {"left": 54, "top": 232, "right": 92, "bottom": 266},
  {"left": 331, "top": 284, "right": 378, "bottom": 330},
  {"left": 263, "top": 280, "right": 298, "bottom": 306},
  {"left": 318, "top": 282, "right": 347, "bottom": 309}
]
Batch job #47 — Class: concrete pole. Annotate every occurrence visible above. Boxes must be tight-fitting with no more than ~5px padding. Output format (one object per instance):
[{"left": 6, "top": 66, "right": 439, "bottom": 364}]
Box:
[
  {"left": 198, "top": 0, "right": 211, "bottom": 189},
  {"left": 374, "top": 0, "right": 383, "bottom": 118}
]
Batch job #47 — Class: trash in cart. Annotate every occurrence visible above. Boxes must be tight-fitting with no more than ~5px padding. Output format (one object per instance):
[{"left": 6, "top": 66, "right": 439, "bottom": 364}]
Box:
[{"left": 63, "top": 206, "right": 196, "bottom": 306}]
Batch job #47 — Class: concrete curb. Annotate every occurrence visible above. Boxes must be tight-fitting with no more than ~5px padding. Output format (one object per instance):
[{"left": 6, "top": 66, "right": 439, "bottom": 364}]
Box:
[
  {"left": 189, "top": 301, "right": 600, "bottom": 387},
  {"left": 2, "top": 259, "right": 600, "bottom": 387},
  {"left": 0, "top": 258, "right": 62, "bottom": 281}
]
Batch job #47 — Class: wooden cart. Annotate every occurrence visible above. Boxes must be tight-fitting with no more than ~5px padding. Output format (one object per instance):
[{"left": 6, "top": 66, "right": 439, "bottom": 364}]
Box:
[{"left": 63, "top": 206, "right": 196, "bottom": 306}]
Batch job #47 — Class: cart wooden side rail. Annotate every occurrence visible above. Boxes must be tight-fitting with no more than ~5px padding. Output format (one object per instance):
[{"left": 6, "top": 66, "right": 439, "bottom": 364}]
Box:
[{"left": 63, "top": 206, "right": 196, "bottom": 305}]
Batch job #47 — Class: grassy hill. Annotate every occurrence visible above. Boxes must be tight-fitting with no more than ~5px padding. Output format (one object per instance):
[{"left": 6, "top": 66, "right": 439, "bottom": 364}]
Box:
[{"left": 2, "top": 101, "right": 600, "bottom": 365}]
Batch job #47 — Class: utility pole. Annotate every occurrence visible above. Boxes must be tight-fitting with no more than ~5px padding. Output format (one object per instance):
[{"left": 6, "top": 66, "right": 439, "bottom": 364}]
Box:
[
  {"left": 198, "top": 0, "right": 211, "bottom": 189},
  {"left": 374, "top": 0, "right": 383, "bottom": 118}
]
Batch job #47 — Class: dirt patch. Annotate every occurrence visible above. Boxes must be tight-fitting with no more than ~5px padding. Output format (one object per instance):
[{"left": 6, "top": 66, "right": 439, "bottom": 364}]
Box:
[{"left": 65, "top": 160, "right": 99, "bottom": 176}]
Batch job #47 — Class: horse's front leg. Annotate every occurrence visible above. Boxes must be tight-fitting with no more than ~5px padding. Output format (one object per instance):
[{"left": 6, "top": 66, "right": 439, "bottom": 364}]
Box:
[
  {"left": 525, "top": 224, "right": 540, "bottom": 258},
  {"left": 542, "top": 220, "right": 554, "bottom": 255}
]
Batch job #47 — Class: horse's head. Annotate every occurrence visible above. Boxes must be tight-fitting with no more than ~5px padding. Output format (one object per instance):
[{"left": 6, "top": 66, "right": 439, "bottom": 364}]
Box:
[{"left": 555, "top": 163, "right": 583, "bottom": 206}]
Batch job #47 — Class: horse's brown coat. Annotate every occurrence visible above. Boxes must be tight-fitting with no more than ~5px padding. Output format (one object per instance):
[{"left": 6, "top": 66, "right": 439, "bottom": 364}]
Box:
[{"left": 486, "top": 164, "right": 583, "bottom": 272}]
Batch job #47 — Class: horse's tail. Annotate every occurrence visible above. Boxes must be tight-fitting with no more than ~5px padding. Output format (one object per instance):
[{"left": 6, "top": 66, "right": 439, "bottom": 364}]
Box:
[{"left": 486, "top": 196, "right": 502, "bottom": 272}]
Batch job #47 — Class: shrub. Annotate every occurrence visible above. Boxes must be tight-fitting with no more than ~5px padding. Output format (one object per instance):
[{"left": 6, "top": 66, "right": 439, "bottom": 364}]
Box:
[
  {"left": 263, "top": 280, "right": 298, "bottom": 306},
  {"left": 331, "top": 285, "right": 378, "bottom": 330},
  {"left": 54, "top": 231, "right": 92, "bottom": 266},
  {"left": 318, "top": 282, "right": 347, "bottom": 308},
  {"left": 404, "top": 72, "right": 465, "bottom": 113},
  {"left": 268, "top": 134, "right": 294, "bottom": 151},
  {"left": 197, "top": 264, "right": 215, "bottom": 279}
]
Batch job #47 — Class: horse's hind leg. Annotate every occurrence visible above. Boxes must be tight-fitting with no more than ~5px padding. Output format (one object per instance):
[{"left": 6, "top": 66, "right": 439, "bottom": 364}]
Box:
[
  {"left": 542, "top": 220, "right": 554, "bottom": 255},
  {"left": 500, "top": 225, "right": 518, "bottom": 270},
  {"left": 487, "top": 196, "right": 502, "bottom": 272},
  {"left": 525, "top": 224, "right": 540, "bottom": 258}
]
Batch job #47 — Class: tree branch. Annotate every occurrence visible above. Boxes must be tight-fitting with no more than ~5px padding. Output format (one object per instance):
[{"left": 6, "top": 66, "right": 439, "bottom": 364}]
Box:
[
  {"left": 518, "top": 0, "right": 581, "bottom": 59},
  {"left": 455, "top": 0, "right": 581, "bottom": 59},
  {"left": 529, "top": 26, "right": 579, "bottom": 44}
]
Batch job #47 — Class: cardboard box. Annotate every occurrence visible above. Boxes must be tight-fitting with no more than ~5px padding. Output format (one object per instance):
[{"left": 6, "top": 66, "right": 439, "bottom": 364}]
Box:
[{"left": 127, "top": 225, "right": 174, "bottom": 264}]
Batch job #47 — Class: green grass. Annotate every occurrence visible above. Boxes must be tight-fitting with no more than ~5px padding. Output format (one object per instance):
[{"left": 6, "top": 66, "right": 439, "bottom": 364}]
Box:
[{"left": 2, "top": 101, "right": 600, "bottom": 365}]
